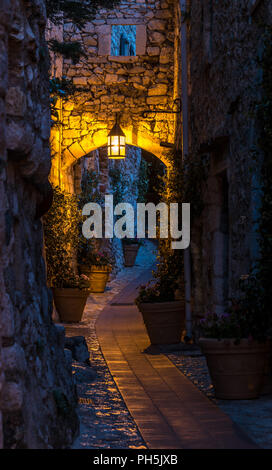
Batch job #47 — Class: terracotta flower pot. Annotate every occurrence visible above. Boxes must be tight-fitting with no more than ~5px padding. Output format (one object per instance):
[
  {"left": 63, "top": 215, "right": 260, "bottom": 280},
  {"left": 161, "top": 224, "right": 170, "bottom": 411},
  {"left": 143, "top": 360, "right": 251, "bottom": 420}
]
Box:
[
  {"left": 199, "top": 338, "right": 269, "bottom": 399},
  {"left": 123, "top": 243, "right": 139, "bottom": 267},
  {"left": 79, "top": 265, "right": 111, "bottom": 293},
  {"left": 52, "top": 288, "right": 89, "bottom": 323},
  {"left": 138, "top": 300, "right": 185, "bottom": 345}
]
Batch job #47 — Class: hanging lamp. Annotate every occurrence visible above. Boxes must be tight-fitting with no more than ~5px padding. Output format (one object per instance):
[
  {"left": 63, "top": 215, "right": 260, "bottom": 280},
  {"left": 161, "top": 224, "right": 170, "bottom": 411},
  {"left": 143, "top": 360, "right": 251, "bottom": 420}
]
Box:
[{"left": 107, "top": 114, "right": 126, "bottom": 159}]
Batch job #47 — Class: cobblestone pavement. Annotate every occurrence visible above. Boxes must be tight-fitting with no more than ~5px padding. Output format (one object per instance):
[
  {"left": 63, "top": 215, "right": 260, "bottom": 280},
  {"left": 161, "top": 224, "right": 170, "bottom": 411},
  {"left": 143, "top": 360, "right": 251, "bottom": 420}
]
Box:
[
  {"left": 65, "top": 241, "right": 157, "bottom": 449},
  {"left": 61, "top": 239, "right": 272, "bottom": 449},
  {"left": 166, "top": 349, "right": 272, "bottom": 449}
]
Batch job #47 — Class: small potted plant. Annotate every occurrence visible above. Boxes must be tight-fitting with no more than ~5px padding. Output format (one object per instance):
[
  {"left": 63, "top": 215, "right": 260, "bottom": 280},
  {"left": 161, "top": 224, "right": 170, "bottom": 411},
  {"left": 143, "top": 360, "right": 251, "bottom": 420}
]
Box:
[
  {"left": 198, "top": 289, "right": 270, "bottom": 399},
  {"left": 52, "top": 267, "right": 90, "bottom": 323},
  {"left": 79, "top": 248, "right": 113, "bottom": 293},
  {"left": 122, "top": 237, "right": 143, "bottom": 267}
]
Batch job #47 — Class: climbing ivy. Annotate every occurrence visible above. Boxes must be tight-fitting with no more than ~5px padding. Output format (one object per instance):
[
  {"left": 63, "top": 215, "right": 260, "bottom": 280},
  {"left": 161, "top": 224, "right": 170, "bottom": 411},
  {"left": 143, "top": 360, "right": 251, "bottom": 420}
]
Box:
[
  {"left": 46, "top": 0, "right": 120, "bottom": 27},
  {"left": 48, "top": 39, "right": 87, "bottom": 64},
  {"left": 49, "top": 76, "right": 77, "bottom": 123},
  {"left": 109, "top": 166, "right": 127, "bottom": 206},
  {"left": 136, "top": 149, "right": 185, "bottom": 304},
  {"left": 136, "top": 144, "right": 209, "bottom": 304},
  {"left": 137, "top": 159, "right": 150, "bottom": 203},
  {"left": 43, "top": 186, "right": 81, "bottom": 287},
  {"left": 77, "top": 169, "right": 103, "bottom": 265}
]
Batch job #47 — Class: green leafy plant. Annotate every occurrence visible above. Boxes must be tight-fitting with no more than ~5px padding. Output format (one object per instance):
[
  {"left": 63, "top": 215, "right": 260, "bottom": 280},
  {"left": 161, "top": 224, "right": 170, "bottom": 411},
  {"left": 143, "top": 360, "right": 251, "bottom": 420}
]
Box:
[
  {"left": 50, "top": 76, "right": 77, "bottom": 123},
  {"left": 109, "top": 166, "right": 127, "bottom": 206},
  {"left": 56, "top": 269, "right": 90, "bottom": 289},
  {"left": 137, "top": 158, "right": 150, "bottom": 203},
  {"left": 78, "top": 168, "right": 103, "bottom": 208},
  {"left": 77, "top": 169, "right": 105, "bottom": 267},
  {"left": 48, "top": 39, "right": 87, "bottom": 64},
  {"left": 198, "top": 275, "right": 272, "bottom": 343},
  {"left": 46, "top": 0, "right": 120, "bottom": 27},
  {"left": 80, "top": 249, "right": 113, "bottom": 268},
  {"left": 135, "top": 148, "right": 185, "bottom": 305},
  {"left": 43, "top": 186, "right": 81, "bottom": 287}
]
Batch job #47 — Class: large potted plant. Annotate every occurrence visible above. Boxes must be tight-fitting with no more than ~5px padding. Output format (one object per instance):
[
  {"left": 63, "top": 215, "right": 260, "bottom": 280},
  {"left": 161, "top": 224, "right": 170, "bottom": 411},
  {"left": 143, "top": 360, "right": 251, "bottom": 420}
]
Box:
[
  {"left": 122, "top": 237, "right": 143, "bottom": 267},
  {"left": 43, "top": 186, "right": 90, "bottom": 322},
  {"left": 52, "top": 268, "right": 90, "bottom": 323},
  {"left": 198, "top": 290, "right": 271, "bottom": 399},
  {"left": 135, "top": 240, "right": 185, "bottom": 345},
  {"left": 135, "top": 280, "right": 185, "bottom": 345},
  {"left": 78, "top": 248, "right": 112, "bottom": 293}
]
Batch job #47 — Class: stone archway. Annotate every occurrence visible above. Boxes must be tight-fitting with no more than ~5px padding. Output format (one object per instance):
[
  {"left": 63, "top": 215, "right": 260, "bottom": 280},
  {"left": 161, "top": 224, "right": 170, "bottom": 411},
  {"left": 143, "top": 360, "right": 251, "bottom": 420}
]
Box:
[
  {"left": 50, "top": 115, "right": 173, "bottom": 192},
  {"left": 60, "top": 121, "right": 172, "bottom": 171}
]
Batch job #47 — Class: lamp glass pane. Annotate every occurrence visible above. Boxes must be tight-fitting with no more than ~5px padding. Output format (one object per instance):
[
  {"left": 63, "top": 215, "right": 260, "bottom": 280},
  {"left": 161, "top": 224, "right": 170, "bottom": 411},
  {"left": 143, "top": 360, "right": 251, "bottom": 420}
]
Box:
[
  {"left": 107, "top": 137, "right": 112, "bottom": 156},
  {"left": 112, "top": 146, "right": 120, "bottom": 156},
  {"left": 111, "top": 135, "right": 119, "bottom": 146}
]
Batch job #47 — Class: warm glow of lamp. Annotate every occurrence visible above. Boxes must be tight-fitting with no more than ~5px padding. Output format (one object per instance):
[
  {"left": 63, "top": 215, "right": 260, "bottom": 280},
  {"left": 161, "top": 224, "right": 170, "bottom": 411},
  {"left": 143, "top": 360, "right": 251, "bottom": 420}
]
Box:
[{"left": 108, "top": 115, "right": 126, "bottom": 159}]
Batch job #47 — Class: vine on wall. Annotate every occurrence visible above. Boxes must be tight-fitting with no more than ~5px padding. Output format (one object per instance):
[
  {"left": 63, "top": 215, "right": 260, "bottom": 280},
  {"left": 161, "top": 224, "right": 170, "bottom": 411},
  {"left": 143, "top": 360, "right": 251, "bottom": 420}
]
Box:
[
  {"left": 43, "top": 186, "right": 81, "bottom": 286},
  {"left": 138, "top": 149, "right": 185, "bottom": 303}
]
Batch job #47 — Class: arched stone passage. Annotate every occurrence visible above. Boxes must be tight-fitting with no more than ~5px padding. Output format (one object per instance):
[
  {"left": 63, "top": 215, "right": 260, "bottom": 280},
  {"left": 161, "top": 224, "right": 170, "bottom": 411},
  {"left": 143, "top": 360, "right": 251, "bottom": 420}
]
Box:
[
  {"left": 60, "top": 124, "right": 171, "bottom": 171},
  {"left": 50, "top": 117, "right": 173, "bottom": 191}
]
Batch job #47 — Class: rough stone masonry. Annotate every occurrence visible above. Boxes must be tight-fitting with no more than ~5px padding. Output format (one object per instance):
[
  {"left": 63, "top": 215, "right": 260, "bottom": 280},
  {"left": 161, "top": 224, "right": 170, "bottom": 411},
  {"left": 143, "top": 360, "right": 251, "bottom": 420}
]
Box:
[
  {"left": 48, "top": 0, "right": 180, "bottom": 191},
  {"left": 0, "top": 0, "right": 78, "bottom": 448},
  {"left": 187, "top": 0, "right": 272, "bottom": 318}
]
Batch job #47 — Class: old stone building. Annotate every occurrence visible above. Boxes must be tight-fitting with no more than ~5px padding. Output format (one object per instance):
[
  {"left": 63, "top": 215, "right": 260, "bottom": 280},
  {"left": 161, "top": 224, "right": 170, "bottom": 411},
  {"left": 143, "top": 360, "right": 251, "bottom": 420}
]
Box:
[
  {"left": 185, "top": 0, "right": 272, "bottom": 318},
  {"left": 0, "top": 0, "right": 78, "bottom": 448},
  {"left": 48, "top": 0, "right": 181, "bottom": 192}
]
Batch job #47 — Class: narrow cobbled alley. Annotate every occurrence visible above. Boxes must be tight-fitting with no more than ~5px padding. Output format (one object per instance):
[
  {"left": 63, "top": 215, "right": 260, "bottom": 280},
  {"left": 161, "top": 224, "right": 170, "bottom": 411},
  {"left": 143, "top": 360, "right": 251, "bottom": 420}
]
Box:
[
  {"left": 1, "top": 0, "right": 272, "bottom": 453},
  {"left": 62, "top": 242, "right": 271, "bottom": 449}
]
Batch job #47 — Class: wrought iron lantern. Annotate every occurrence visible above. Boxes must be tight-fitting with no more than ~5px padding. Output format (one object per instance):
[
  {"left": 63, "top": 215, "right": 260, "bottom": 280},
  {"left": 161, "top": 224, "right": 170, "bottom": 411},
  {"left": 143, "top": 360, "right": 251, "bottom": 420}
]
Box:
[{"left": 107, "top": 114, "right": 126, "bottom": 159}]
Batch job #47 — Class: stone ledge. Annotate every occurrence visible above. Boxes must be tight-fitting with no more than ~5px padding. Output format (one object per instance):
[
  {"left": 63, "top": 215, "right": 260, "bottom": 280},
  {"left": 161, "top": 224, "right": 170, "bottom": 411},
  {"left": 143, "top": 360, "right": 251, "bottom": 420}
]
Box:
[{"left": 108, "top": 55, "right": 139, "bottom": 63}]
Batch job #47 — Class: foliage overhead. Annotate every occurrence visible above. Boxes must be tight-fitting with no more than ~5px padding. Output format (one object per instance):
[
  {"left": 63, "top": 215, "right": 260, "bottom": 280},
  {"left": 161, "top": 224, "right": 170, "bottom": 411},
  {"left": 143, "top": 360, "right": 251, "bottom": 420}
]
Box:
[
  {"left": 46, "top": 0, "right": 120, "bottom": 27},
  {"left": 48, "top": 39, "right": 87, "bottom": 64}
]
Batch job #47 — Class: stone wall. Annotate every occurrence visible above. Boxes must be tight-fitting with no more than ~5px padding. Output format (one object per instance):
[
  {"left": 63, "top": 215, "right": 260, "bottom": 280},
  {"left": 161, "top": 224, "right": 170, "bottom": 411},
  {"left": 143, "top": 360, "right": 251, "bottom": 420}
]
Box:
[
  {"left": 0, "top": 0, "right": 78, "bottom": 448},
  {"left": 49, "top": 0, "right": 179, "bottom": 189},
  {"left": 187, "top": 0, "right": 272, "bottom": 317}
]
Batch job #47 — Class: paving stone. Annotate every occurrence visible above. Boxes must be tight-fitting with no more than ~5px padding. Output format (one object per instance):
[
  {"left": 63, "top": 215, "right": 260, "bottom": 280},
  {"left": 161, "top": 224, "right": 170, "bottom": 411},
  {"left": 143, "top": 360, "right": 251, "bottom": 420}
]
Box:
[
  {"left": 166, "top": 350, "right": 272, "bottom": 449},
  {"left": 96, "top": 272, "right": 258, "bottom": 449},
  {"left": 66, "top": 241, "right": 156, "bottom": 449}
]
